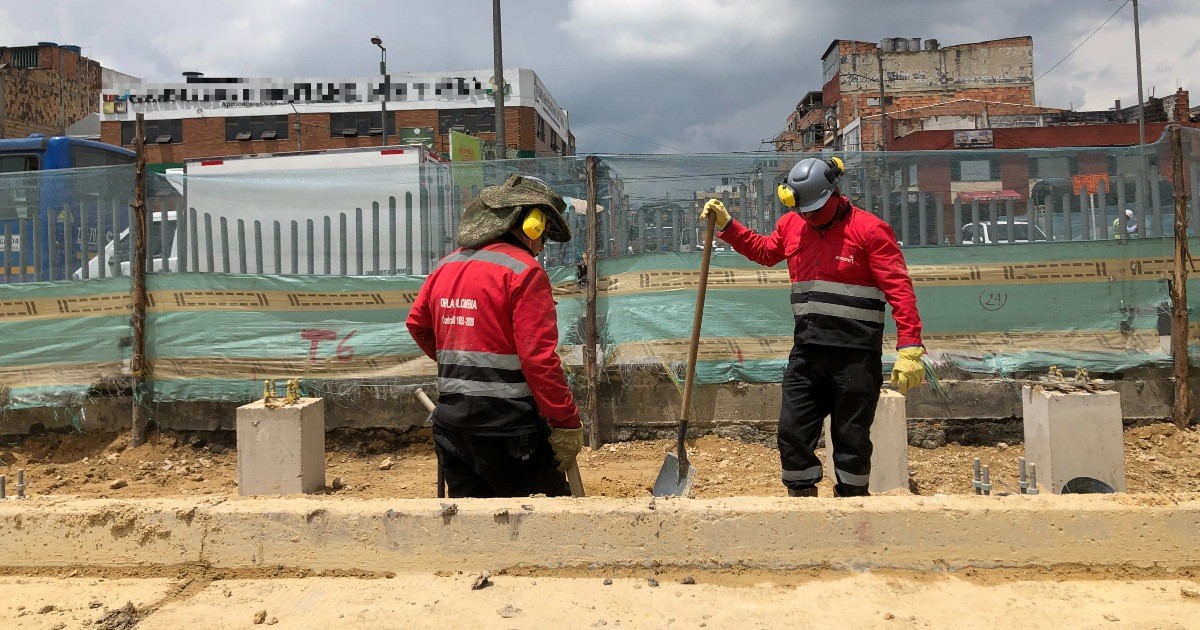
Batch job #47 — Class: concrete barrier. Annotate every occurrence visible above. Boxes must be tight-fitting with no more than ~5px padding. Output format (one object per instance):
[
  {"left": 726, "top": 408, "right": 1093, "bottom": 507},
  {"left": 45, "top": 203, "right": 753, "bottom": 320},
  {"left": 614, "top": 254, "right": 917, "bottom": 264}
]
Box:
[{"left": 1, "top": 495, "right": 1197, "bottom": 572}]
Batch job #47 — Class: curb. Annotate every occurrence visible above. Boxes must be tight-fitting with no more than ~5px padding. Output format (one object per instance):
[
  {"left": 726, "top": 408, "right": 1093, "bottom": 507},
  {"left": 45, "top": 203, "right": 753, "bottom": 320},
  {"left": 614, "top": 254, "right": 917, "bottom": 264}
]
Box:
[{"left": 2, "top": 495, "right": 1197, "bottom": 572}]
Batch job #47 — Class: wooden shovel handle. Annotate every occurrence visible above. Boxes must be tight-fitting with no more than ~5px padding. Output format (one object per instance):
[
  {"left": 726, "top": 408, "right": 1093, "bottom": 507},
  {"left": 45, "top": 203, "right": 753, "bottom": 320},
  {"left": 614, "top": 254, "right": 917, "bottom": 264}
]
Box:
[{"left": 677, "top": 214, "right": 718, "bottom": 457}]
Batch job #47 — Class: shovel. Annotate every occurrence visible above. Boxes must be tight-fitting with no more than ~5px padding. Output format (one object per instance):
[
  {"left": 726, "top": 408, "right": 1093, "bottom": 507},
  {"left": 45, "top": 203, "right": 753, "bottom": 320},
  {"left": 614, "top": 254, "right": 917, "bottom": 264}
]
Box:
[
  {"left": 414, "top": 387, "right": 585, "bottom": 498},
  {"left": 652, "top": 213, "right": 718, "bottom": 497},
  {"left": 414, "top": 388, "right": 445, "bottom": 498}
]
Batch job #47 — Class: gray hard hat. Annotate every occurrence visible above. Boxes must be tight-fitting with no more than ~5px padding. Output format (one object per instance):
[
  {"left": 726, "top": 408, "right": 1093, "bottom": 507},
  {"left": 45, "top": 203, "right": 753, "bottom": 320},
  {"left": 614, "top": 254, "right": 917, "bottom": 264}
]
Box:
[{"left": 777, "top": 157, "right": 845, "bottom": 212}]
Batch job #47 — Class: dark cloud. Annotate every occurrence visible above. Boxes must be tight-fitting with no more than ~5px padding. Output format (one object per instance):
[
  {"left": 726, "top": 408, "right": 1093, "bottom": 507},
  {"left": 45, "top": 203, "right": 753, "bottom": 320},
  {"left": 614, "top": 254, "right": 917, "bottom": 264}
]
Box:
[{"left": 5, "top": 0, "right": 1196, "bottom": 153}]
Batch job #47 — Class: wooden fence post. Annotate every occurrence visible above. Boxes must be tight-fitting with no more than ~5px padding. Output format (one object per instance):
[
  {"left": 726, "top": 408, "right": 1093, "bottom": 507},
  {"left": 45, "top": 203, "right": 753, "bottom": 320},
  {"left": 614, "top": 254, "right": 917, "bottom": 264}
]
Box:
[
  {"left": 1170, "top": 125, "right": 1192, "bottom": 429},
  {"left": 584, "top": 156, "right": 602, "bottom": 447},
  {"left": 130, "top": 113, "right": 150, "bottom": 446}
]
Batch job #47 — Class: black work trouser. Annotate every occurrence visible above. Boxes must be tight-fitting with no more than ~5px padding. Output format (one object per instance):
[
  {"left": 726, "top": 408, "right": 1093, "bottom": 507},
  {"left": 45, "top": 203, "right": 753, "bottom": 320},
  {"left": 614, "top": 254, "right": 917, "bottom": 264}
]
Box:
[
  {"left": 432, "top": 421, "right": 570, "bottom": 499},
  {"left": 778, "top": 344, "right": 882, "bottom": 497}
]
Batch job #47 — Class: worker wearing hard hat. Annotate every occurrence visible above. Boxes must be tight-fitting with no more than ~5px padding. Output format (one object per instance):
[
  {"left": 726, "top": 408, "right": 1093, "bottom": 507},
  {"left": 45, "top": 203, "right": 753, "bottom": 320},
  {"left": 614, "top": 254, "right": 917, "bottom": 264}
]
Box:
[
  {"left": 1112, "top": 208, "right": 1139, "bottom": 239},
  {"left": 407, "top": 174, "right": 583, "bottom": 498},
  {"left": 701, "top": 157, "right": 926, "bottom": 497}
]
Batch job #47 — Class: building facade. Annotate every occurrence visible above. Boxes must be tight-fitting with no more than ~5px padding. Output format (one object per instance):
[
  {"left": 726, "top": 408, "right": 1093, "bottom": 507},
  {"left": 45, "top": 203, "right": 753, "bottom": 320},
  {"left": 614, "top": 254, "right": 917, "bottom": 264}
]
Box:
[
  {"left": 0, "top": 43, "right": 102, "bottom": 139},
  {"left": 98, "top": 68, "right": 573, "bottom": 165},
  {"left": 773, "top": 91, "right": 825, "bottom": 153},
  {"left": 778, "top": 36, "right": 1037, "bottom": 153}
]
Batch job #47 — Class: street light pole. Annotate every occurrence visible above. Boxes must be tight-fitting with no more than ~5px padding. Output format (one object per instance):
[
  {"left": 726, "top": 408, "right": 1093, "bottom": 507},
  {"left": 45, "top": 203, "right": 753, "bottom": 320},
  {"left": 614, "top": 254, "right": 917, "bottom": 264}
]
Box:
[
  {"left": 492, "top": 0, "right": 506, "bottom": 160},
  {"left": 371, "top": 36, "right": 388, "bottom": 147},
  {"left": 1132, "top": 0, "right": 1145, "bottom": 147}
]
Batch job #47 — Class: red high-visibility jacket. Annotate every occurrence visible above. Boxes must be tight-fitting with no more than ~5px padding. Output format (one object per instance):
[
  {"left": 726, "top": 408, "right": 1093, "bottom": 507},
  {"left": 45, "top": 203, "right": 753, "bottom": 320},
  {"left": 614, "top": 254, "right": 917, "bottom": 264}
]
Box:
[
  {"left": 718, "top": 199, "right": 923, "bottom": 351},
  {"left": 406, "top": 238, "right": 581, "bottom": 435}
]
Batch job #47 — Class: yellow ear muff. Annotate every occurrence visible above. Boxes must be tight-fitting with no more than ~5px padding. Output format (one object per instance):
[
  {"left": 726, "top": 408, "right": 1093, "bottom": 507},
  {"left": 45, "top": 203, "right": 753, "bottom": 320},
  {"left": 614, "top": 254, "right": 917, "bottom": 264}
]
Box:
[
  {"left": 522, "top": 207, "right": 547, "bottom": 240},
  {"left": 829, "top": 156, "right": 845, "bottom": 174},
  {"left": 777, "top": 183, "right": 796, "bottom": 208}
]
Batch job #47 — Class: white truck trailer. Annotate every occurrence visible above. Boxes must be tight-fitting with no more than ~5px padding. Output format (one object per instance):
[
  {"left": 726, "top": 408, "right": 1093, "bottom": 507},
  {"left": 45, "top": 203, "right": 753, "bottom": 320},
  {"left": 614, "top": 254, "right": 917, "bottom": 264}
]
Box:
[{"left": 77, "top": 144, "right": 454, "bottom": 278}]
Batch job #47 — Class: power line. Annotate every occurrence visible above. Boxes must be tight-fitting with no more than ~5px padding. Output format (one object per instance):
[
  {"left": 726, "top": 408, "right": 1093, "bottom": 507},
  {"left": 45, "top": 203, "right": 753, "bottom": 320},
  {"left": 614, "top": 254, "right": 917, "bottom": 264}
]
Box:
[
  {"left": 1035, "top": 0, "right": 1130, "bottom": 83},
  {"left": 568, "top": 113, "right": 688, "bottom": 154}
]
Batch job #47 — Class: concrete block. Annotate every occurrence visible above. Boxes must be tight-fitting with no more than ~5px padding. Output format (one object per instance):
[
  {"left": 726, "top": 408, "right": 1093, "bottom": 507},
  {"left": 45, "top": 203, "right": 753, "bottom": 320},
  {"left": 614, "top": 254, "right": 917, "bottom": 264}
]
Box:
[
  {"left": 236, "top": 398, "right": 325, "bottom": 496},
  {"left": 824, "top": 390, "right": 908, "bottom": 493},
  {"left": 1022, "top": 387, "right": 1126, "bottom": 493}
]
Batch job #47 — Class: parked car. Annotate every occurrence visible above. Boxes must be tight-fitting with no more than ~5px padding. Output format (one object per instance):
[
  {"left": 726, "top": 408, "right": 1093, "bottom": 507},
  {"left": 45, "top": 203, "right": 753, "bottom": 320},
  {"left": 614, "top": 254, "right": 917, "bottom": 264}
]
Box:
[{"left": 961, "top": 219, "right": 1048, "bottom": 245}]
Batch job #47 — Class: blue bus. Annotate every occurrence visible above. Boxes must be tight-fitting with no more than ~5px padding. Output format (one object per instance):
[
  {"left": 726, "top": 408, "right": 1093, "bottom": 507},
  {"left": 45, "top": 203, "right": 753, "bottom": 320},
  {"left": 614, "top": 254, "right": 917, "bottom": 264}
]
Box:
[{"left": 0, "top": 134, "right": 135, "bottom": 281}]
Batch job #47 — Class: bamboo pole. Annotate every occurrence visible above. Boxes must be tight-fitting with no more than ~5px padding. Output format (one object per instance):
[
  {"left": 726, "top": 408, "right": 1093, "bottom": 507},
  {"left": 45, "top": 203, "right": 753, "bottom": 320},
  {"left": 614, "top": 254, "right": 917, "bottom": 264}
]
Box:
[
  {"left": 130, "top": 113, "right": 149, "bottom": 447},
  {"left": 1169, "top": 125, "right": 1192, "bottom": 429},
  {"left": 584, "top": 156, "right": 601, "bottom": 447}
]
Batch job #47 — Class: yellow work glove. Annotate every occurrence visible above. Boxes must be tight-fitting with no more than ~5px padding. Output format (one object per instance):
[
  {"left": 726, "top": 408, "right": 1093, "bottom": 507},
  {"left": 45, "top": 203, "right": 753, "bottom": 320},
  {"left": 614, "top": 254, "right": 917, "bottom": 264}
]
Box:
[
  {"left": 701, "top": 199, "right": 731, "bottom": 230},
  {"left": 548, "top": 427, "right": 584, "bottom": 473},
  {"left": 889, "top": 346, "right": 927, "bottom": 395}
]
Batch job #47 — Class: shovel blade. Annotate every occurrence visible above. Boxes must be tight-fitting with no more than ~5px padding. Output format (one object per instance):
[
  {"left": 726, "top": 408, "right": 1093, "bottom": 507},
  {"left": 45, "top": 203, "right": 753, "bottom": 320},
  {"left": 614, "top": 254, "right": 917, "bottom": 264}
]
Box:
[{"left": 652, "top": 452, "right": 697, "bottom": 497}]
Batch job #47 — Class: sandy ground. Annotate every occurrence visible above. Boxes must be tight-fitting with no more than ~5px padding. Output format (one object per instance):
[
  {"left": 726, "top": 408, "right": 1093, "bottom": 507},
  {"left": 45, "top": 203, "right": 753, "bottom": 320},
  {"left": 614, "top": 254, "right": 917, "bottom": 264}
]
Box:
[
  {"left": 2, "top": 425, "right": 1199, "bottom": 628},
  {"left": 1, "top": 571, "right": 1198, "bottom": 629},
  {"left": 1, "top": 423, "right": 1198, "bottom": 500}
]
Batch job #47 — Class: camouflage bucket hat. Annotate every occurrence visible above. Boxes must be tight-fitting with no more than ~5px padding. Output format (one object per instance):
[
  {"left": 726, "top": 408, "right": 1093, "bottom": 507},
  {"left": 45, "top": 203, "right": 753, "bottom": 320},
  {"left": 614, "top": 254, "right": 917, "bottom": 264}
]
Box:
[{"left": 457, "top": 174, "right": 572, "bottom": 249}]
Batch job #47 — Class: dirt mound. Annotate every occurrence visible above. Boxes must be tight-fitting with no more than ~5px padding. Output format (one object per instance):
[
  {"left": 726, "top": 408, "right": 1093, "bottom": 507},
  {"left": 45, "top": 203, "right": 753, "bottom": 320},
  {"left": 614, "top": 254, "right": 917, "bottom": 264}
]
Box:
[{"left": 1, "top": 424, "right": 1197, "bottom": 500}]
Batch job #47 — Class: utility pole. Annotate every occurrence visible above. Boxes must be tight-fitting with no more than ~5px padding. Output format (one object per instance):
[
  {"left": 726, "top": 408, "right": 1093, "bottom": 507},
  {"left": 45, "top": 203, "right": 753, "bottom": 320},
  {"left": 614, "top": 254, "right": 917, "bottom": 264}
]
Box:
[
  {"left": 492, "top": 0, "right": 506, "bottom": 159},
  {"left": 1132, "top": 0, "right": 1146, "bottom": 147},
  {"left": 1131, "top": 0, "right": 1150, "bottom": 236},
  {"left": 877, "top": 50, "right": 888, "bottom": 151}
]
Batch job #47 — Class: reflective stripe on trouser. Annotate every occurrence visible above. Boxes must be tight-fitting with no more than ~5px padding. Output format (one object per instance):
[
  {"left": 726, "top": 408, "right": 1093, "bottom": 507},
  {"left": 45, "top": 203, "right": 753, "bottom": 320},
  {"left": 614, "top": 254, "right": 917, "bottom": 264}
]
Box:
[
  {"left": 782, "top": 465, "right": 822, "bottom": 485},
  {"left": 777, "top": 344, "right": 882, "bottom": 493}
]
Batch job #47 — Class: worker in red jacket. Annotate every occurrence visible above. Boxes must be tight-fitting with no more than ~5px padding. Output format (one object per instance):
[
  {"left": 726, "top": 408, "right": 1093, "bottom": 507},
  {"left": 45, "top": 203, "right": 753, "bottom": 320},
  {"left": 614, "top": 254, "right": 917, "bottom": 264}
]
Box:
[
  {"left": 407, "top": 174, "right": 582, "bottom": 498},
  {"left": 702, "top": 157, "right": 926, "bottom": 497}
]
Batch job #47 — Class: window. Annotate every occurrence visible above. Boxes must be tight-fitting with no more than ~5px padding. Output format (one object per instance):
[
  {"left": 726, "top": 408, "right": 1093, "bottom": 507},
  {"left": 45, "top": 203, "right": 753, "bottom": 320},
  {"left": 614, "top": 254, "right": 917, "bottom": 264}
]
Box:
[
  {"left": 951, "top": 158, "right": 997, "bottom": 182},
  {"left": 536, "top": 115, "right": 546, "bottom": 141},
  {"left": 1032, "top": 157, "right": 1071, "bottom": 179},
  {"left": 225, "top": 115, "right": 289, "bottom": 141},
  {"left": 71, "top": 146, "right": 134, "bottom": 167},
  {"left": 865, "top": 96, "right": 895, "bottom": 107},
  {"left": 121, "top": 119, "right": 183, "bottom": 145},
  {"left": 891, "top": 163, "right": 918, "bottom": 189},
  {"left": 10, "top": 47, "right": 38, "bottom": 69},
  {"left": 549, "top": 129, "right": 559, "bottom": 153},
  {"left": 0, "top": 155, "right": 39, "bottom": 173},
  {"left": 437, "top": 108, "right": 496, "bottom": 137},
  {"left": 329, "top": 112, "right": 395, "bottom": 138}
]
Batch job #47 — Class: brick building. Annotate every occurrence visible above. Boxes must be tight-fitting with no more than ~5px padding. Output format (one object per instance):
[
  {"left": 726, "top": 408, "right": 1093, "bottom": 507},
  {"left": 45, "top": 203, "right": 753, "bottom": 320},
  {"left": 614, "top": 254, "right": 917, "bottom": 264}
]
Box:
[
  {"left": 777, "top": 36, "right": 1037, "bottom": 152},
  {"left": 773, "top": 91, "right": 824, "bottom": 152},
  {"left": 98, "top": 68, "right": 573, "bottom": 166},
  {"left": 887, "top": 89, "right": 1193, "bottom": 205},
  {"left": 0, "top": 42, "right": 102, "bottom": 139}
]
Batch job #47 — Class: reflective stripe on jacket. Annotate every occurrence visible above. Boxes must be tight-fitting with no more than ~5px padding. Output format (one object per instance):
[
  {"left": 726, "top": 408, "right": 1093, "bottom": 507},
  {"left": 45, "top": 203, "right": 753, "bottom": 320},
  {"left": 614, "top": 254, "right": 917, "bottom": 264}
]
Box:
[
  {"left": 718, "top": 199, "right": 922, "bottom": 351},
  {"left": 406, "top": 239, "right": 581, "bottom": 435}
]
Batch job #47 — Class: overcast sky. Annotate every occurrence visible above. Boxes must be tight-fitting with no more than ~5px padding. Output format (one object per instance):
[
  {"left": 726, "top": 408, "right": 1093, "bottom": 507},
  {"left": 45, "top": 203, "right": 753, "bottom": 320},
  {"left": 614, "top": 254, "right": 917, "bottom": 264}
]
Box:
[{"left": 4, "top": 0, "right": 1198, "bottom": 154}]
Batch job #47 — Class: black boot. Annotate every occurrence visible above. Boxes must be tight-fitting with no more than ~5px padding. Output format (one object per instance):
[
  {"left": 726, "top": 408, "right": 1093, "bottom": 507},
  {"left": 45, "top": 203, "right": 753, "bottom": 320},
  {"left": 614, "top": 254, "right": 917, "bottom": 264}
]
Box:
[
  {"left": 787, "top": 487, "right": 818, "bottom": 497},
  {"left": 833, "top": 484, "right": 870, "bottom": 498}
]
